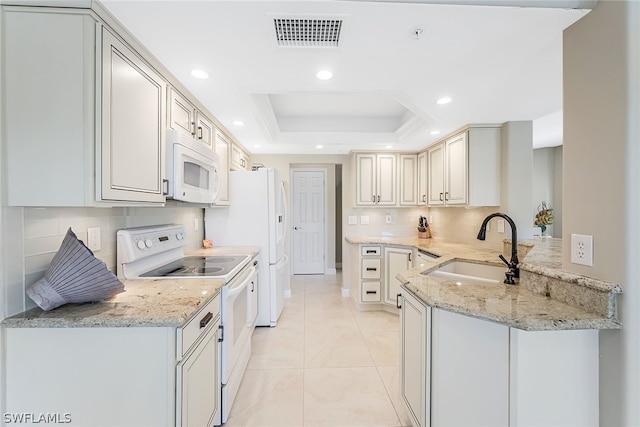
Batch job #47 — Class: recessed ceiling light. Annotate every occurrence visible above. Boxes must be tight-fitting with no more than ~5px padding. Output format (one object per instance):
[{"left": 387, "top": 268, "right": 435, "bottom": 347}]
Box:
[
  {"left": 253, "top": 144, "right": 261, "bottom": 148},
  {"left": 430, "top": 130, "right": 441, "bottom": 135},
  {"left": 190, "top": 69, "right": 209, "bottom": 79},
  {"left": 385, "top": 145, "right": 393, "bottom": 149},
  {"left": 316, "top": 145, "right": 324, "bottom": 149},
  {"left": 437, "top": 97, "right": 452, "bottom": 105},
  {"left": 316, "top": 70, "right": 333, "bottom": 80},
  {"left": 233, "top": 120, "right": 245, "bottom": 126}
]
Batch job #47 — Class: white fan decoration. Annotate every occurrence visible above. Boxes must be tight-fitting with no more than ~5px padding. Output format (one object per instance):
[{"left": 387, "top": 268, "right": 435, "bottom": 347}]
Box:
[{"left": 26, "top": 228, "right": 125, "bottom": 311}]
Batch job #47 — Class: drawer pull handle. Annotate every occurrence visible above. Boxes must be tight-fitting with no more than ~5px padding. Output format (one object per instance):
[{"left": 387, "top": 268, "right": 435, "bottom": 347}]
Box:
[
  {"left": 366, "top": 250, "right": 377, "bottom": 254},
  {"left": 218, "top": 324, "right": 224, "bottom": 343},
  {"left": 366, "top": 290, "right": 377, "bottom": 294},
  {"left": 396, "top": 293, "right": 402, "bottom": 309},
  {"left": 366, "top": 267, "right": 377, "bottom": 271},
  {"left": 199, "top": 312, "right": 213, "bottom": 329}
]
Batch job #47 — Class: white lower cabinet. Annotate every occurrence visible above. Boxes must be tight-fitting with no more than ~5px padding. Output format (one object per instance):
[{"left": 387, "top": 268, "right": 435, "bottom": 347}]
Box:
[
  {"left": 384, "top": 246, "right": 413, "bottom": 306},
  {"left": 400, "top": 289, "right": 600, "bottom": 427},
  {"left": 400, "top": 288, "right": 430, "bottom": 427},
  {"left": 4, "top": 296, "right": 222, "bottom": 427}
]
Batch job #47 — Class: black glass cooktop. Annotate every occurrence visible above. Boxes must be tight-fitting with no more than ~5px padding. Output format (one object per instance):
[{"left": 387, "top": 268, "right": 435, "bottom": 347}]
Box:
[{"left": 140, "top": 255, "right": 248, "bottom": 278}]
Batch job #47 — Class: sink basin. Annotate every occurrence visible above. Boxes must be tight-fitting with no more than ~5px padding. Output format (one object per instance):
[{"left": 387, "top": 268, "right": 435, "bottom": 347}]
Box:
[{"left": 423, "top": 261, "right": 507, "bottom": 285}]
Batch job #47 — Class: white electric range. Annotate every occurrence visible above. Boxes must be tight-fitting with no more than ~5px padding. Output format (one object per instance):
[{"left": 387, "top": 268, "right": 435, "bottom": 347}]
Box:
[{"left": 116, "top": 224, "right": 258, "bottom": 424}]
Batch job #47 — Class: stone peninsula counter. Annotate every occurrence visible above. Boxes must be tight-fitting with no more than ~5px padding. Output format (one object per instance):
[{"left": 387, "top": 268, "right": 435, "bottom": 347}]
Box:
[
  {"left": 345, "top": 236, "right": 621, "bottom": 331},
  {"left": 2, "top": 246, "right": 259, "bottom": 329}
]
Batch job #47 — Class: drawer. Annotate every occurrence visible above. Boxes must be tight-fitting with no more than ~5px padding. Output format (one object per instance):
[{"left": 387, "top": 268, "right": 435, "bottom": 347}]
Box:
[
  {"left": 362, "top": 282, "right": 381, "bottom": 302},
  {"left": 361, "top": 246, "right": 381, "bottom": 256},
  {"left": 177, "top": 291, "right": 221, "bottom": 360},
  {"left": 362, "top": 258, "right": 381, "bottom": 279}
]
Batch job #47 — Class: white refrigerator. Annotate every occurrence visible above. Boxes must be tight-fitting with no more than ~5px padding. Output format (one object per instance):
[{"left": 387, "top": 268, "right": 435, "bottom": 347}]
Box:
[{"left": 205, "top": 168, "right": 289, "bottom": 326}]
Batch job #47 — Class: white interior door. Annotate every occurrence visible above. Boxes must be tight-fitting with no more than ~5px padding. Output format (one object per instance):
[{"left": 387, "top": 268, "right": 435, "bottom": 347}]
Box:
[{"left": 291, "top": 169, "right": 326, "bottom": 274}]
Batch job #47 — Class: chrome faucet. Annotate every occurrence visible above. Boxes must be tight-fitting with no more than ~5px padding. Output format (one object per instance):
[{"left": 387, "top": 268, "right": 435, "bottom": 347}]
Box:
[{"left": 477, "top": 213, "right": 519, "bottom": 285}]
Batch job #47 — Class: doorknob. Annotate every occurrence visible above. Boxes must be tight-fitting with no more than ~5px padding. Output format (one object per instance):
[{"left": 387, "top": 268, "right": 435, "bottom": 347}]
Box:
[{"left": 294, "top": 227, "right": 303, "bottom": 230}]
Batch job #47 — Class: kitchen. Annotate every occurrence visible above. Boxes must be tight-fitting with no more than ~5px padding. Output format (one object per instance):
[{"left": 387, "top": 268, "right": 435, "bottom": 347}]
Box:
[{"left": 1, "top": 0, "right": 639, "bottom": 426}]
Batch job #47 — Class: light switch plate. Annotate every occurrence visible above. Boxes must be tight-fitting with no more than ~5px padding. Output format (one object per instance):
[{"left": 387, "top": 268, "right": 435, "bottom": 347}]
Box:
[
  {"left": 571, "top": 233, "right": 593, "bottom": 266},
  {"left": 348, "top": 215, "right": 357, "bottom": 225},
  {"left": 360, "top": 216, "right": 370, "bottom": 225},
  {"left": 497, "top": 219, "right": 505, "bottom": 233},
  {"left": 87, "top": 227, "right": 101, "bottom": 251}
]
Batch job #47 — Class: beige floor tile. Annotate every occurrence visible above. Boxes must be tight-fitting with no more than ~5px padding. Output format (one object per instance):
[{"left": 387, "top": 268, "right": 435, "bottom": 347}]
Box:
[
  {"left": 304, "top": 367, "right": 401, "bottom": 426},
  {"left": 248, "top": 330, "right": 304, "bottom": 369},
  {"left": 304, "top": 309, "right": 359, "bottom": 332},
  {"left": 362, "top": 331, "right": 401, "bottom": 367},
  {"left": 353, "top": 310, "right": 400, "bottom": 332},
  {"left": 225, "top": 368, "right": 304, "bottom": 427},
  {"left": 272, "top": 304, "right": 305, "bottom": 333},
  {"left": 305, "top": 332, "right": 375, "bottom": 368},
  {"left": 377, "top": 366, "right": 414, "bottom": 427},
  {"left": 305, "top": 292, "right": 353, "bottom": 313}
]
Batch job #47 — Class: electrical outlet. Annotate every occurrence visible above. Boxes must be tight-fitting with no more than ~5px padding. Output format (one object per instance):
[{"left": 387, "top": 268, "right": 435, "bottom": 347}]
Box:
[
  {"left": 386, "top": 215, "right": 392, "bottom": 224},
  {"left": 360, "top": 216, "right": 369, "bottom": 225},
  {"left": 348, "top": 215, "right": 357, "bottom": 225},
  {"left": 87, "top": 227, "right": 101, "bottom": 251},
  {"left": 571, "top": 234, "right": 593, "bottom": 266}
]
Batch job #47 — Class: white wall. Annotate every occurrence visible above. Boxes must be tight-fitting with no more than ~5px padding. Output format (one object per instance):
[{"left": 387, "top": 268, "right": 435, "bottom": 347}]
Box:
[{"left": 564, "top": 0, "right": 639, "bottom": 424}]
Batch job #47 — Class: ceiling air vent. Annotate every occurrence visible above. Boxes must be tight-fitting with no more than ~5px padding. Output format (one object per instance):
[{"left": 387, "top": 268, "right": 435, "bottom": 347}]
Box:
[{"left": 273, "top": 17, "right": 344, "bottom": 48}]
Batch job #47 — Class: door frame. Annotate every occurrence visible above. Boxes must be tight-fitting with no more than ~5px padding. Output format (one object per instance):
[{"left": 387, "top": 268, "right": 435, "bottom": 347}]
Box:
[{"left": 290, "top": 168, "right": 328, "bottom": 275}]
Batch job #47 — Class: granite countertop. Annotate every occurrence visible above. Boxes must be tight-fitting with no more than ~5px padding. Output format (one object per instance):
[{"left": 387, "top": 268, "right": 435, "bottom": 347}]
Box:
[
  {"left": 2, "top": 246, "right": 260, "bottom": 329},
  {"left": 346, "top": 236, "right": 621, "bottom": 331}
]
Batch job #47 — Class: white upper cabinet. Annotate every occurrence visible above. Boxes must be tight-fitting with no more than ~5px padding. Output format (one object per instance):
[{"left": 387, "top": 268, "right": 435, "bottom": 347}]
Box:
[
  {"left": 100, "top": 27, "right": 166, "bottom": 204},
  {"left": 213, "top": 130, "right": 231, "bottom": 206},
  {"left": 355, "top": 153, "right": 397, "bottom": 206},
  {"left": 3, "top": 9, "right": 166, "bottom": 206},
  {"left": 427, "top": 126, "right": 501, "bottom": 207},
  {"left": 399, "top": 154, "right": 418, "bottom": 206},
  {"left": 417, "top": 151, "right": 428, "bottom": 205},
  {"left": 230, "top": 143, "right": 251, "bottom": 171},
  {"left": 169, "top": 88, "right": 214, "bottom": 150}
]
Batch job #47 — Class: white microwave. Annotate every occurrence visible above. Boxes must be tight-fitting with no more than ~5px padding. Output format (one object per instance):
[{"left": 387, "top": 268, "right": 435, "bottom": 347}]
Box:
[{"left": 166, "top": 128, "right": 220, "bottom": 204}]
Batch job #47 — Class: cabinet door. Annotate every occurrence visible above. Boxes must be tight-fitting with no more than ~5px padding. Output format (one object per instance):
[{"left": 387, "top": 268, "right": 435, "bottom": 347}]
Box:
[
  {"left": 427, "top": 143, "right": 445, "bottom": 206},
  {"left": 417, "top": 151, "right": 428, "bottom": 205},
  {"left": 196, "top": 112, "right": 214, "bottom": 150},
  {"left": 400, "top": 290, "right": 430, "bottom": 427},
  {"left": 376, "top": 154, "right": 397, "bottom": 205},
  {"left": 231, "top": 143, "right": 250, "bottom": 170},
  {"left": 169, "top": 89, "right": 196, "bottom": 137},
  {"left": 177, "top": 323, "right": 220, "bottom": 427},
  {"left": 355, "top": 154, "right": 377, "bottom": 205},
  {"left": 213, "top": 131, "right": 230, "bottom": 205},
  {"left": 445, "top": 132, "right": 468, "bottom": 205},
  {"left": 100, "top": 27, "right": 166, "bottom": 203},
  {"left": 384, "top": 247, "right": 413, "bottom": 306},
  {"left": 431, "top": 309, "right": 508, "bottom": 426},
  {"left": 399, "top": 154, "right": 418, "bottom": 206}
]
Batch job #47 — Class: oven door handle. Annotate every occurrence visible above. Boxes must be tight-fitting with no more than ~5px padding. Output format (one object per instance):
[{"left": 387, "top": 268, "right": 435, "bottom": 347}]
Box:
[{"left": 226, "top": 265, "right": 257, "bottom": 297}]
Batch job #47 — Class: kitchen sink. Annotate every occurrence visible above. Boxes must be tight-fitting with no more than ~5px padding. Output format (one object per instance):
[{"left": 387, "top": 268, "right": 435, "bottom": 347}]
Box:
[{"left": 423, "top": 261, "right": 507, "bottom": 285}]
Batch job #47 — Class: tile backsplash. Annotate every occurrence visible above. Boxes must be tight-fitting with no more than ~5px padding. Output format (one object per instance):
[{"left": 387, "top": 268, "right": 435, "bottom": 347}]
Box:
[
  {"left": 6, "top": 205, "right": 204, "bottom": 316},
  {"left": 343, "top": 206, "right": 506, "bottom": 249}
]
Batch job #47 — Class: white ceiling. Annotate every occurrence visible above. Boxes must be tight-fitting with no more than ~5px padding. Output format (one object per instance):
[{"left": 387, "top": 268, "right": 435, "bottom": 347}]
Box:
[{"left": 99, "top": 0, "right": 590, "bottom": 154}]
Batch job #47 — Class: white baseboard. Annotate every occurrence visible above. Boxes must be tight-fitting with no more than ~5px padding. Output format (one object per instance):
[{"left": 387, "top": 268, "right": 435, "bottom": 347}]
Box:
[
  {"left": 283, "top": 289, "right": 292, "bottom": 299},
  {"left": 341, "top": 288, "right": 350, "bottom": 298},
  {"left": 325, "top": 268, "right": 337, "bottom": 275}
]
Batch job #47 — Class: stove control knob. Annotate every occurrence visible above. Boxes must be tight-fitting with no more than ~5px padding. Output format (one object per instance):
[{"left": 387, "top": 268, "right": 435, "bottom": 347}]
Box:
[
  {"left": 145, "top": 239, "right": 153, "bottom": 248},
  {"left": 136, "top": 240, "right": 146, "bottom": 250},
  {"left": 176, "top": 233, "right": 184, "bottom": 240}
]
